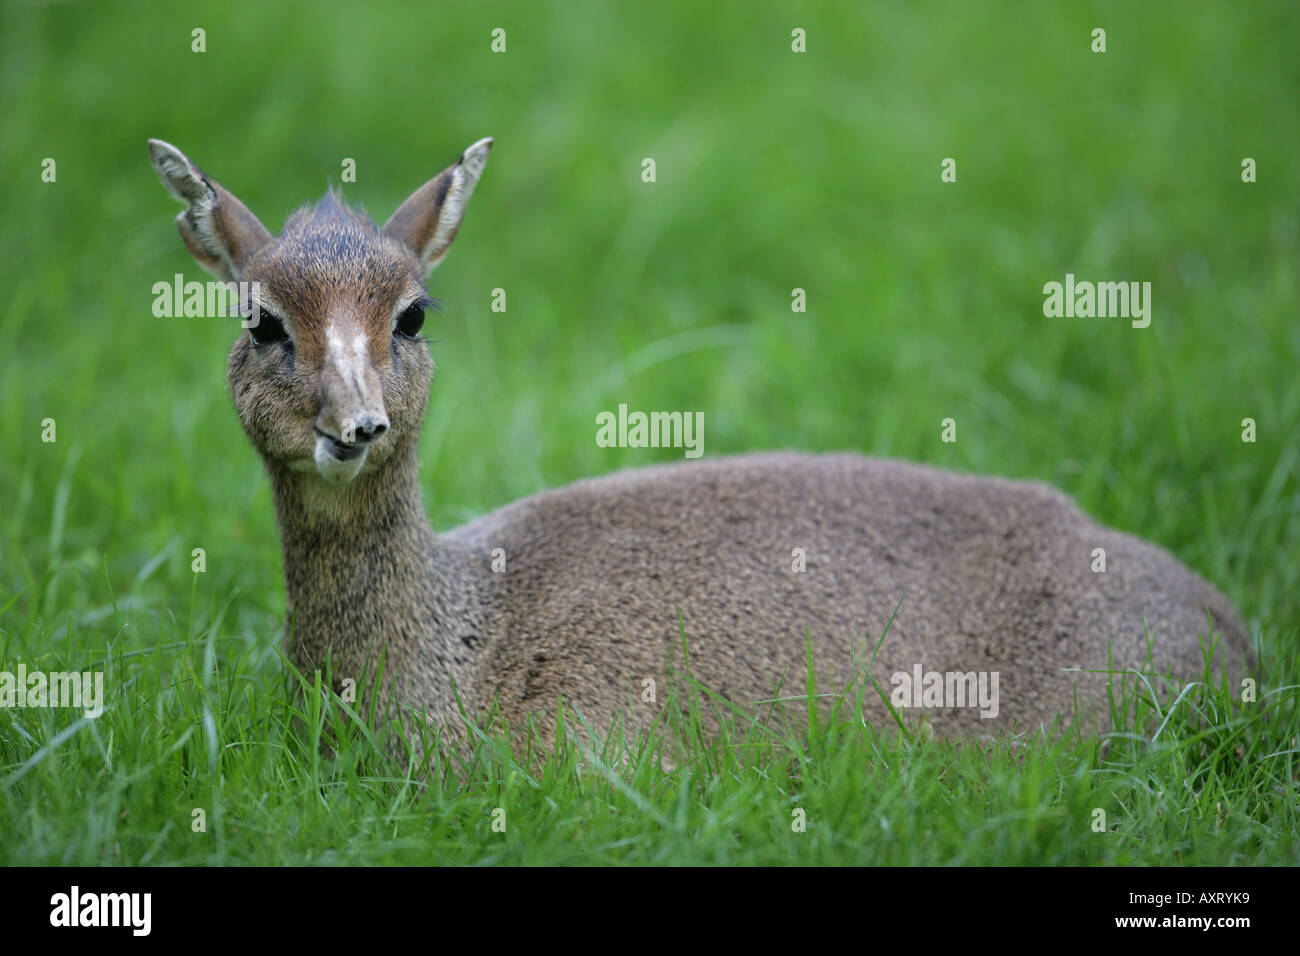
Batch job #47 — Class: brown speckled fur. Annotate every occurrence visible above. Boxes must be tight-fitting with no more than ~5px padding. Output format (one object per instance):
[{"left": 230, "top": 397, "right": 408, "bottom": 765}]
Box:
[{"left": 150, "top": 139, "right": 1255, "bottom": 758}]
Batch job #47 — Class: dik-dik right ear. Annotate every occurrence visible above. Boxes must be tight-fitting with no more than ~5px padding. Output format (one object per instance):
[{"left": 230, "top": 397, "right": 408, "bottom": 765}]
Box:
[
  {"left": 383, "top": 137, "right": 493, "bottom": 272},
  {"left": 148, "top": 139, "right": 272, "bottom": 281}
]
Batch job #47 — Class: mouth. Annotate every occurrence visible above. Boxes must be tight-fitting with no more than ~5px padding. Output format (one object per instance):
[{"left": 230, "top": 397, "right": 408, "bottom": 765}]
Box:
[
  {"left": 314, "top": 428, "right": 366, "bottom": 460},
  {"left": 313, "top": 429, "right": 368, "bottom": 482}
]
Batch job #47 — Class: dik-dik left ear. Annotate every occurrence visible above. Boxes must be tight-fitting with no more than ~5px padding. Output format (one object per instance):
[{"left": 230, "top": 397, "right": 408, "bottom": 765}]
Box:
[
  {"left": 148, "top": 139, "right": 272, "bottom": 282},
  {"left": 383, "top": 137, "right": 492, "bottom": 272}
]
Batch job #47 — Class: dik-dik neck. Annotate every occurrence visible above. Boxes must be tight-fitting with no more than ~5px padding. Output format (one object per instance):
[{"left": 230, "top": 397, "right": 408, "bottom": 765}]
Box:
[{"left": 264, "top": 447, "right": 478, "bottom": 707}]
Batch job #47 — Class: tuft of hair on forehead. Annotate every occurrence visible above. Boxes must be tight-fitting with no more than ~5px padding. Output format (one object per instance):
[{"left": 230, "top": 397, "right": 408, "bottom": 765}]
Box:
[
  {"left": 255, "top": 187, "right": 421, "bottom": 325},
  {"left": 269, "top": 187, "right": 416, "bottom": 276},
  {"left": 279, "top": 187, "right": 380, "bottom": 238}
]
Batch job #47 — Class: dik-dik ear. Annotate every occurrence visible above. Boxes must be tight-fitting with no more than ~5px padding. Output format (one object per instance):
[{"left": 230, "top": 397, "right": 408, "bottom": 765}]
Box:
[
  {"left": 148, "top": 139, "right": 272, "bottom": 281},
  {"left": 383, "top": 137, "right": 492, "bottom": 272}
]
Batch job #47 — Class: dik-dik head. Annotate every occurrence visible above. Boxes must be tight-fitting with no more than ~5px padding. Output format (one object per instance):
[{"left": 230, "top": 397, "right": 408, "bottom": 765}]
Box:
[{"left": 149, "top": 137, "right": 491, "bottom": 483}]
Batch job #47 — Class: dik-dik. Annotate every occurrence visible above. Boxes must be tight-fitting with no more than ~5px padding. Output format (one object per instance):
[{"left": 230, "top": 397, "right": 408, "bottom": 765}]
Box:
[{"left": 149, "top": 136, "right": 1252, "bottom": 754}]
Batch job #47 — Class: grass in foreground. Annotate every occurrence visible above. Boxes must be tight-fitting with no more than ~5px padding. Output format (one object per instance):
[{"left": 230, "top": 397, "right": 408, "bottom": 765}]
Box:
[{"left": 2, "top": 584, "right": 1294, "bottom": 866}]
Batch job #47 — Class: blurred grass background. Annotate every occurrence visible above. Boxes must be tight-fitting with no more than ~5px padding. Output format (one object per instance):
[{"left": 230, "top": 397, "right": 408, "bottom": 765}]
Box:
[{"left": 0, "top": 0, "right": 1297, "bottom": 864}]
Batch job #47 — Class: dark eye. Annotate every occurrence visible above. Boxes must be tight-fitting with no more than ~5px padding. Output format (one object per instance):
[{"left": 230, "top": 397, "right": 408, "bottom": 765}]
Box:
[
  {"left": 396, "top": 303, "right": 425, "bottom": 339},
  {"left": 249, "top": 307, "right": 290, "bottom": 347}
]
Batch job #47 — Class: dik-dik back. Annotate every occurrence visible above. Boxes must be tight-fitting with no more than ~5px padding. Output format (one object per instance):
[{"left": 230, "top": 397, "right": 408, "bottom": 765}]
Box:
[
  {"left": 454, "top": 451, "right": 1251, "bottom": 737},
  {"left": 148, "top": 136, "right": 1253, "bottom": 752}
]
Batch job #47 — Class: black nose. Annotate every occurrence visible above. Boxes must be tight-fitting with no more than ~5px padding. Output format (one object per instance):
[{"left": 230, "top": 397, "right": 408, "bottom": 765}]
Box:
[{"left": 352, "top": 416, "right": 389, "bottom": 444}]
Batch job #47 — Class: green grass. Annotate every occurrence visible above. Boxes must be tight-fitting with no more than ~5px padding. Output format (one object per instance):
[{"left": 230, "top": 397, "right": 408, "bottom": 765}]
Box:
[
  {"left": 1, "top": 0, "right": 1297, "bottom": 865},
  {"left": 3, "top": 608, "right": 1295, "bottom": 865}
]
